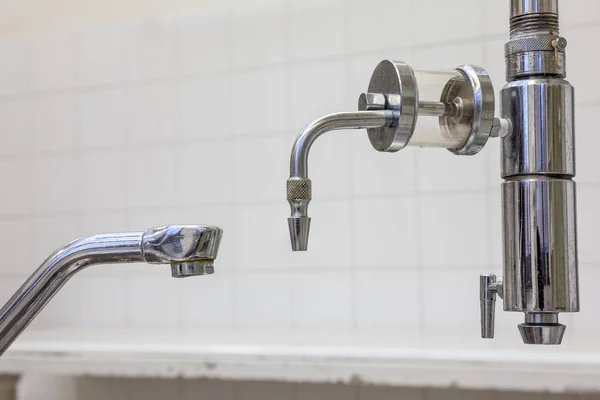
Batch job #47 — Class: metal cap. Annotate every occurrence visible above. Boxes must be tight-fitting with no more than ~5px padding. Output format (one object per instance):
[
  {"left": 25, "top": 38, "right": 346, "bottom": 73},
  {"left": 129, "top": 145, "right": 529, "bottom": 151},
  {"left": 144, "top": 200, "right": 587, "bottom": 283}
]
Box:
[
  {"left": 518, "top": 313, "right": 566, "bottom": 345},
  {"left": 141, "top": 225, "right": 223, "bottom": 264},
  {"left": 365, "top": 60, "right": 418, "bottom": 152}
]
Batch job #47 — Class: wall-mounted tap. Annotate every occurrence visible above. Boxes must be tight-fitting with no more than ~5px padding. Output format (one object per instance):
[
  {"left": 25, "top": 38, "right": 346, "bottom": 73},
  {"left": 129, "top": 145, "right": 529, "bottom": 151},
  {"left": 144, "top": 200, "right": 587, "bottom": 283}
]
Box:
[
  {"left": 0, "top": 225, "right": 223, "bottom": 357},
  {"left": 285, "top": 0, "right": 578, "bottom": 345}
]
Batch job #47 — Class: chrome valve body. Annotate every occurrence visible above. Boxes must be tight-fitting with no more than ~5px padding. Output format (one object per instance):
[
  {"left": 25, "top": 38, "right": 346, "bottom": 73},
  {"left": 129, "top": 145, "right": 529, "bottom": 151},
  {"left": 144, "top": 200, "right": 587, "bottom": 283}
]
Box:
[{"left": 481, "top": 0, "right": 579, "bottom": 345}]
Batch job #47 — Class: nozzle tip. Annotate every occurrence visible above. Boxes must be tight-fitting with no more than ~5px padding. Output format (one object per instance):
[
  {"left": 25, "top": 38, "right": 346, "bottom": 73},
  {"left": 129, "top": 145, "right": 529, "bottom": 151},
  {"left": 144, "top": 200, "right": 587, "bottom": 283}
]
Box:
[
  {"left": 288, "top": 217, "right": 310, "bottom": 251},
  {"left": 518, "top": 313, "right": 566, "bottom": 345}
]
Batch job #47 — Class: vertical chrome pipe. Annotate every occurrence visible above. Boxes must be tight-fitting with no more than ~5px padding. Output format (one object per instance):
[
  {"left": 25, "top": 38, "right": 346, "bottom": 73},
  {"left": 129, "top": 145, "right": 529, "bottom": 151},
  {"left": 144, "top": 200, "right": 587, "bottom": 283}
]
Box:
[{"left": 499, "top": 0, "right": 579, "bottom": 345}]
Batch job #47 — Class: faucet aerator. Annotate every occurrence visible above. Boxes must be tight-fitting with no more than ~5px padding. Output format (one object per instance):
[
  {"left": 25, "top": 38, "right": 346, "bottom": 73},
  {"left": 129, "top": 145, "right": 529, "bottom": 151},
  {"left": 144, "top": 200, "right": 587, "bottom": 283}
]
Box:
[
  {"left": 171, "top": 260, "right": 215, "bottom": 278},
  {"left": 288, "top": 217, "right": 310, "bottom": 251}
]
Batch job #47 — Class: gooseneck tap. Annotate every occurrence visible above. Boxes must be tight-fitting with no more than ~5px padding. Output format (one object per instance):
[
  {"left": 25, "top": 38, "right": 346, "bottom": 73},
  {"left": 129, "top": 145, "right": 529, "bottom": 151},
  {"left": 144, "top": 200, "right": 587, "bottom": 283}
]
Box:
[
  {"left": 0, "top": 225, "right": 222, "bottom": 357},
  {"left": 287, "top": 111, "right": 395, "bottom": 250}
]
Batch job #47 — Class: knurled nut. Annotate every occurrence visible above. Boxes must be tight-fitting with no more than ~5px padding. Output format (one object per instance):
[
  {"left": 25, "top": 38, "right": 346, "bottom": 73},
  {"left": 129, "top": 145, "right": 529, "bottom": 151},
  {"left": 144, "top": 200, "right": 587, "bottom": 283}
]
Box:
[
  {"left": 505, "top": 35, "right": 566, "bottom": 57},
  {"left": 505, "top": 51, "right": 566, "bottom": 80},
  {"left": 287, "top": 178, "right": 312, "bottom": 200}
]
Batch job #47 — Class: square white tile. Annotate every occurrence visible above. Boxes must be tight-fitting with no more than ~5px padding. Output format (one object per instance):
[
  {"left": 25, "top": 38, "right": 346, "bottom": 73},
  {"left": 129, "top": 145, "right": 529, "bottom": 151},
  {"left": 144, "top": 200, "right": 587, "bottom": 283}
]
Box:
[
  {"left": 125, "top": 20, "right": 175, "bottom": 81},
  {"left": 0, "top": 159, "right": 32, "bottom": 215},
  {"left": 420, "top": 193, "right": 489, "bottom": 266},
  {"left": 229, "top": 66, "right": 287, "bottom": 136},
  {"left": 414, "top": 0, "right": 483, "bottom": 45},
  {"left": 78, "top": 209, "right": 131, "bottom": 240},
  {"left": 0, "top": 98, "right": 32, "bottom": 155},
  {"left": 568, "top": 26, "right": 600, "bottom": 105},
  {"left": 289, "top": 60, "right": 348, "bottom": 129},
  {"left": 31, "top": 215, "right": 82, "bottom": 266},
  {"left": 574, "top": 265, "right": 600, "bottom": 331},
  {"left": 230, "top": 2, "right": 285, "bottom": 68},
  {"left": 79, "top": 150, "right": 127, "bottom": 211},
  {"left": 32, "top": 155, "right": 79, "bottom": 213},
  {"left": 0, "top": 38, "right": 31, "bottom": 95},
  {"left": 483, "top": 1, "right": 510, "bottom": 36},
  {"left": 577, "top": 187, "right": 600, "bottom": 264},
  {"left": 309, "top": 132, "right": 352, "bottom": 198},
  {"left": 351, "top": 135, "right": 417, "bottom": 197},
  {"left": 348, "top": 0, "right": 414, "bottom": 53},
  {"left": 422, "top": 268, "right": 480, "bottom": 330},
  {"left": 31, "top": 93, "right": 77, "bottom": 152},
  {"left": 292, "top": 271, "right": 352, "bottom": 329},
  {"left": 353, "top": 197, "right": 419, "bottom": 267},
  {"left": 38, "top": 275, "right": 127, "bottom": 329},
  {"left": 75, "top": 26, "right": 126, "bottom": 86},
  {"left": 575, "top": 107, "right": 600, "bottom": 184},
  {"left": 174, "top": 141, "right": 232, "bottom": 205},
  {"left": 126, "top": 81, "right": 176, "bottom": 144},
  {"left": 417, "top": 148, "right": 488, "bottom": 192},
  {"left": 177, "top": 74, "right": 230, "bottom": 140},
  {"left": 128, "top": 276, "right": 182, "bottom": 329},
  {"left": 234, "top": 203, "right": 293, "bottom": 270},
  {"left": 232, "top": 136, "right": 290, "bottom": 202},
  {"left": 413, "top": 42, "right": 484, "bottom": 69},
  {"left": 180, "top": 273, "right": 234, "bottom": 329},
  {"left": 0, "top": 218, "right": 32, "bottom": 274},
  {"left": 78, "top": 88, "right": 126, "bottom": 148},
  {"left": 561, "top": 0, "right": 600, "bottom": 27},
  {"left": 484, "top": 39, "right": 507, "bottom": 98},
  {"left": 286, "top": 0, "right": 346, "bottom": 61},
  {"left": 30, "top": 33, "right": 75, "bottom": 91},
  {"left": 355, "top": 269, "right": 420, "bottom": 329},
  {"left": 175, "top": 10, "right": 230, "bottom": 76},
  {"left": 234, "top": 273, "right": 291, "bottom": 329},
  {"left": 489, "top": 191, "right": 503, "bottom": 267},
  {"left": 126, "top": 147, "right": 176, "bottom": 208}
]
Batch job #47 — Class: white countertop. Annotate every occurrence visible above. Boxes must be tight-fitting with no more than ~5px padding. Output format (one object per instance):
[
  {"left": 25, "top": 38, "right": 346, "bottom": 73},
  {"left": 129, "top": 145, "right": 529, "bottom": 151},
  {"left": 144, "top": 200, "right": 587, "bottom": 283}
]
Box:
[{"left": 1, "top": 328, "right": 600, "bottom": 393}]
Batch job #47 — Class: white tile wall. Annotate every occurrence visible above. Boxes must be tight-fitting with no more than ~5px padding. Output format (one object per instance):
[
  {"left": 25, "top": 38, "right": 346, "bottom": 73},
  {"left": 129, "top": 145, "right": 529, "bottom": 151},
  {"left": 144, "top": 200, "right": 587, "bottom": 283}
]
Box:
[{"left": 0, "top": 0, "right": 598, "bottom": 399}]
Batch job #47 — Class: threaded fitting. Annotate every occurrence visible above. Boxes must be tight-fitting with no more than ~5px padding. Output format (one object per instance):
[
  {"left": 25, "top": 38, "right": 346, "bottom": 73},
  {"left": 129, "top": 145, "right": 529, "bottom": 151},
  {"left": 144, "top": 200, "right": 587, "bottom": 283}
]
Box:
[{"left": 510, "top": 13, "right": 559, "bottom": 38}]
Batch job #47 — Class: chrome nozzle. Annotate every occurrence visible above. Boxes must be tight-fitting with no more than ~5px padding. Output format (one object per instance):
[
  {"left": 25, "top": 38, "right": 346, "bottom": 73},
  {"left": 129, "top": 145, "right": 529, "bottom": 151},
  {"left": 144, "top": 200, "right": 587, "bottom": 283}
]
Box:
[
  {"left": 518, "top": 314, "right": 566, "bottom": 345},
  {"left": 286, "top": 178, "right": 312, "bottom": 252},
  {"left": 288, "top": 216, "right": 311, "bottom": 251}
]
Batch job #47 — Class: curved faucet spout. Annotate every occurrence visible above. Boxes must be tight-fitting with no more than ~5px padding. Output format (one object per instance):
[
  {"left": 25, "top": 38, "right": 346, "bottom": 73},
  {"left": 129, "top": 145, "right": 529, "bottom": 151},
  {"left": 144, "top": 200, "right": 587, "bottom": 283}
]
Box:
[
  {"left": 287, "top": 111, "right": 394, "bottom": 251},
  {"left": 0, "top": 225, "right": 222, "bottom": 357}
]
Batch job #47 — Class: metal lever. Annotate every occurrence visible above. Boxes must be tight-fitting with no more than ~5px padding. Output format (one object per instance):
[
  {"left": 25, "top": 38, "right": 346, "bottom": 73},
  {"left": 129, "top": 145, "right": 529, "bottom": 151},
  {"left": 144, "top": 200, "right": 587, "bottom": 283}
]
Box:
[{"left": 480, "top": 274, "right": 502, "bottom": 339}]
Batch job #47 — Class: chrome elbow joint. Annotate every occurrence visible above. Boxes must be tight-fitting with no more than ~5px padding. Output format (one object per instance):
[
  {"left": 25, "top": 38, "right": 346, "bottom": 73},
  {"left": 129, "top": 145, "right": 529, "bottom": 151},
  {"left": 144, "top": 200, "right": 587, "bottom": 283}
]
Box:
[{"left": 286, "top": 111, "right": 393, "bottom": 251}]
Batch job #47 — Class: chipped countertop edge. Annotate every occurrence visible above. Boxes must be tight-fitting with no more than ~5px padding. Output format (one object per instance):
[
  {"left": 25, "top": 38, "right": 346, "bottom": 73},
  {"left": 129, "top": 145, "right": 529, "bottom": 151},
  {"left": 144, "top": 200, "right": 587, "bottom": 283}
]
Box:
[{"left": 2, "top": 328, "right": 600, "bottom": 393}]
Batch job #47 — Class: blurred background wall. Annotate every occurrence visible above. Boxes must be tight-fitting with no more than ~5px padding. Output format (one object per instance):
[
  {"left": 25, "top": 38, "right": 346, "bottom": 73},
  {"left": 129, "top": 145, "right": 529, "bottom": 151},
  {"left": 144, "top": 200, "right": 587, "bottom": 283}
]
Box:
[{"left": 0, "top": 0, "right": 598, "bottom": 398}]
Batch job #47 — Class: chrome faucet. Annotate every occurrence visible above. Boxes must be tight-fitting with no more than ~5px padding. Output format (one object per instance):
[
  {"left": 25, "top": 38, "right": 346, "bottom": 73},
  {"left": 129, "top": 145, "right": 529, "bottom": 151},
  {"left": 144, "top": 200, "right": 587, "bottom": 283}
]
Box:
[
  {"left": 285, "top": 0, "right": 578, "bottom": 345},
  {"left": 480, "top": 0, "right": 578, "bottom": 345},
  {"left": 0, "top": 225, "right": 222, "bottom": 357}
]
